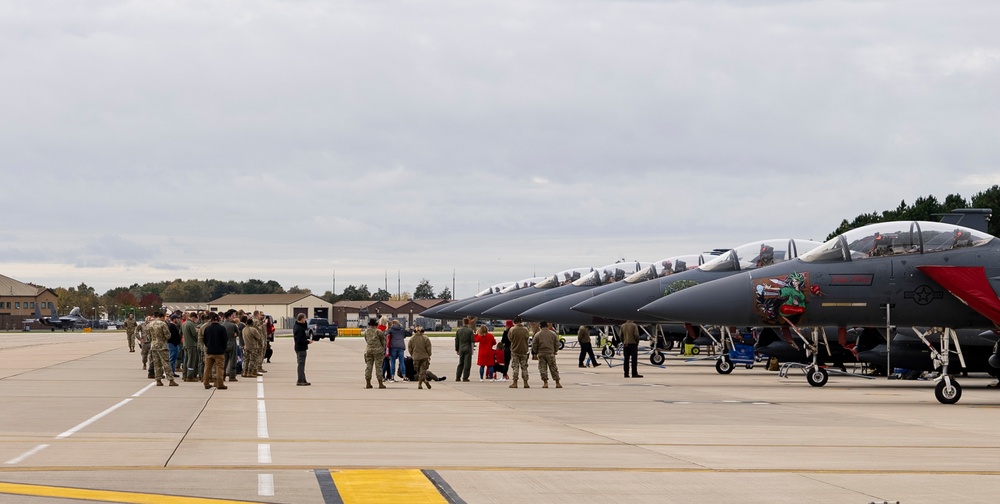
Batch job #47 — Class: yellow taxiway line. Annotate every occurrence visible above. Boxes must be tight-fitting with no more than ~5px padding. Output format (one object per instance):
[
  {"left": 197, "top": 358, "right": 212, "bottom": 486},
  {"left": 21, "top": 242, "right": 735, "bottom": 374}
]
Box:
[{"left": 0, "top": 482, "right": 260, "bottom": 504}]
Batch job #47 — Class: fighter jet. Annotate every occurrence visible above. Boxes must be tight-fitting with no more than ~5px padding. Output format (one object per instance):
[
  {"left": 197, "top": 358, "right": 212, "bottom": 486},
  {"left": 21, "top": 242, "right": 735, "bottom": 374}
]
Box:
[
  {"left": 480, "top": 261, "right": 651, "bottom": 321},
  {"left": 519, "top": 254, "right": 711, "bottom": 326},
  {"left": 638, "top": 220, "right": 1000, "bottom": 403},
  {"left": 455, "top": 269, "right": 592, "bottom": 318},
  {"left": 33, "top": 305, "right": 88, "bottom": 331},
  {"left": 572, "top": 238, "right": 823, "bottom": 322},
  {"left": 420, "top": 282, "right": 514, "bottom": 320}
]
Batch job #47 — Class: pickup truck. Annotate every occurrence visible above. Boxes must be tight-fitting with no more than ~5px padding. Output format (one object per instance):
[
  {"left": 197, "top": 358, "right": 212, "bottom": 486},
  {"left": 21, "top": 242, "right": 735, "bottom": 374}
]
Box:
[{"left": 307, "top": 318, "right": 338, "bottom": 341}]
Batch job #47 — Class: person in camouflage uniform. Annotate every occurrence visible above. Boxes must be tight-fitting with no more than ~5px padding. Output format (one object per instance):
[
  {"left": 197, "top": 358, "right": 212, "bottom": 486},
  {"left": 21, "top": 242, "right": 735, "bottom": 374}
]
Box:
[
  {"left": 407, "top": 327, "right": 433, "bottom": 389},
  {"left": 252, "top": 311, "right": 268, "bottom": 373},
  {"left": 241, "top": 315, "right": 262, "bottom": 378},
  {"left": 139, "top": 316, "right": 152, "bottom": 371},
  {"left": 507, "top": 317, "right": 531, "bottom": 389},
  {"left": 123, "top": 313, "right": 137, "bottom": 352},
  {"left": 363, "top": 318, "right": 387, "bottom": 389},
  {"left": 182, "top": 312, "right": 202, "bottom": 382},
  {"left": 531, "top": 321, "right": 562, "bottom": 389},
  {"left": 147, "top": 312, "right": 178, "bottom": 386}
]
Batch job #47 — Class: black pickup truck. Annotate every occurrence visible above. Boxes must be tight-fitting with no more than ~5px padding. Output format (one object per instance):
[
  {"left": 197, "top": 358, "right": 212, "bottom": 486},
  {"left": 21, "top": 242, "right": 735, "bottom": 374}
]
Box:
[{"left": 307, "top": 317, "right": 338, "bottom": 341}]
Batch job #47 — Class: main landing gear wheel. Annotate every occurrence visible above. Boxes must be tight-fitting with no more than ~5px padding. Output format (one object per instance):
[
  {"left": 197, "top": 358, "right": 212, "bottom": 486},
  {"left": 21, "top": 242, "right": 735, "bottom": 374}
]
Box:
[
  {"left": 601, "top": 346, "right": 615, "bottom": 358},
  {"left": 558, "top": 339, "right": 565, "bottom": 351},
  {"left": 650, "top": 351, "right": 665, "bottom": 366},
  {"left": 806, "top": 367, "right": 829, "bottom": 387},
  {"left": 935, "top": 379, "right": 962, "bottom": 404},
  {"left": 715, "top": 357, "right": 734, "bottom": 374},
  {"left": 663, "top": 340, "right": 675, "bottom": 351}
]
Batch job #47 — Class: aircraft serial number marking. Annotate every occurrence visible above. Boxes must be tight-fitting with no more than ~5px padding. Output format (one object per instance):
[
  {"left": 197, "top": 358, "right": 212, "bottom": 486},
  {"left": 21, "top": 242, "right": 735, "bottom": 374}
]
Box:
[
  {"left": 820, "top": 302, "right": 868, "bottom": 307},
  {"left": 829, "top": 274, "right": 874, "bottom": 286}
]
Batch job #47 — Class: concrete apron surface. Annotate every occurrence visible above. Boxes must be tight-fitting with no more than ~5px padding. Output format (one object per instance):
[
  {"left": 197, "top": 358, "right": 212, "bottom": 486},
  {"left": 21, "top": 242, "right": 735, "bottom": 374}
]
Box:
[{"left": 0, "top": 331, "right": 999, "bottom": 503}]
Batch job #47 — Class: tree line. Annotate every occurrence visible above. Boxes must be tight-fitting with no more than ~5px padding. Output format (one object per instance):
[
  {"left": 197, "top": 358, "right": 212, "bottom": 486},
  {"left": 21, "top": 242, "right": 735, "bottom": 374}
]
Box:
[
  {"left": 54, "top": 278, "right": 452, "bottom": 320},
  {"left": 826, "top": 185, "right": 1000, "bottom": 239}
]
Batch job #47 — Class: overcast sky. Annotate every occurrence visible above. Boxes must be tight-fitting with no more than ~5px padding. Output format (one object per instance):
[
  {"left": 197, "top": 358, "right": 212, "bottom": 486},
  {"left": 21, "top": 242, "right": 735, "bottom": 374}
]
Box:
[{"left": 2, "top": 0, "right": 998, "bottom": 299}]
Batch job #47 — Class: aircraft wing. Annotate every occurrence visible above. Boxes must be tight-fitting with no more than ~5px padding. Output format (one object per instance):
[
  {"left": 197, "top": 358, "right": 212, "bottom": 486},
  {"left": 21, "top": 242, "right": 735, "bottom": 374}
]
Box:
[{"left": 917, "top": 266, "right": 1000, "bottom": 326}]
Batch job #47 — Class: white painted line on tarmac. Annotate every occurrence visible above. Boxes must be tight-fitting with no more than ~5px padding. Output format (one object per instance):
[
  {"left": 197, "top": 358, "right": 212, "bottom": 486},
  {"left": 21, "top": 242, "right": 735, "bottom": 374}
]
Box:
[
  {"left": 131, "top": 382, "right": 157, "bottom": 397},
  {"left": 5, "top": 444, "right": 50, "bottom": 465},
  {"left": 57, "top": 398, "right": 132, "bottom": 439},
  {"left": 257, "top": 399, "right": 269, "bottom": 438},
  {"left": 258, "top": 473, "right": 275, "bottom": 496},
  {"left": 257, "top": 382, "right": 264, "bottom": 399},
  {"left": 258, "top": 444, "right": 272, "bottom": 464}
]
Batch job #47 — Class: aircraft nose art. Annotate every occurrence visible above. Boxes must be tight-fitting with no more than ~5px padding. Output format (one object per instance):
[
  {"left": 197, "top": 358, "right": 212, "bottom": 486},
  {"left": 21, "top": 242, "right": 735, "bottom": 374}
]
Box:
[{"left": 638, "top": 273, "right": 754, "bottom": 325}]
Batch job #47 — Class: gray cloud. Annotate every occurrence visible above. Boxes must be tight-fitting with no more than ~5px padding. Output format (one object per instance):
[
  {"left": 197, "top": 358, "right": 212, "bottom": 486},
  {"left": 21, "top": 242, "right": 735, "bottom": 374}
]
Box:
[{"left": 1, "top": 0, "right": 998, "bottom": 295}]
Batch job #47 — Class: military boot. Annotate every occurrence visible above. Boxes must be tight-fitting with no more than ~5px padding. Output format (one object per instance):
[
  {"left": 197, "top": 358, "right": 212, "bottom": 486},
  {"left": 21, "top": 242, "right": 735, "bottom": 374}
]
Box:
[
  {"left": 509, "top": 380, "right": 518, "bottom": 389},
  {"left": 365, "top": 378, "right": 373, "bottom": 389},
  {"left": 168, "top": 380, "right": 178, "bottom": 387},
  {"left": 156, "top": 379, "right": 164, "bottom": 386},
  {"left": 378, "top": 379, "right": 386, "bottom": 389},
  {"left": 542, "top": 380, "right": 549, "bottom": 388},
  {"left": 523, "top": 378, "right": 530, "bottom": 389},
  {"left": 418, "top": 381, "right": 424, "bottom": 390},
  {"left": 555, "top": 380, "right": 563, "bottom": 388},
  {"left": 425, "top": 379, "right": 431, "bottom": 390}
]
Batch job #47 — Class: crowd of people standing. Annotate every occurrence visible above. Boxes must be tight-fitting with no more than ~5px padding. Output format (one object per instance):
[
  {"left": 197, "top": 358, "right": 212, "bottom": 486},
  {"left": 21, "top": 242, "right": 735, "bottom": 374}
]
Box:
[
  {"left": 123, "top": 309, "right": 639, "bottom": 390},
  {"left": 124, "top": 309, "right": 275, "bottom": 388}
]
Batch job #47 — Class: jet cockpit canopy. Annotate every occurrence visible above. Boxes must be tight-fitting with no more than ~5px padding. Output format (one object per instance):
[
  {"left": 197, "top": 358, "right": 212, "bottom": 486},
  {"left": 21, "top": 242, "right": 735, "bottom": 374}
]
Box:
[
  {"left": 498, "top": 277, "right": 547, "bottom": 294},
  {"left": 800, "top": 221, "right": 994, "bottom": 263},
  {"left": 571, "top": 262, "right": 651, "bottom": 287},
  {"left": 699, "top": 239, "right": 823, "bottom": 273},
  {"left": 623, "top": 254, "right": 707, "bottom": 284}
]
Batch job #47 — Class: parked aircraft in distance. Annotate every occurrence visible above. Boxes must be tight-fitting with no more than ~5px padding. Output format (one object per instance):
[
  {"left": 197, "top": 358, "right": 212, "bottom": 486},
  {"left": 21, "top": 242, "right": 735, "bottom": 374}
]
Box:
[
  {"left": 420, "top": 282, "right": 515, "bottom": 320},
  {"left": 455, "top": 269, "right": 591, "bottom": 318},
  {"left": 519, "top": 254, "right": 712, "bottom": 326},
  {"left": 638, "top": 220, "right": 1000, "bottom": 404},
  {"left": 572, "top": 238, "right": 823, "bottom": 322},
  {"left": 32, "top": 305, "right": 88, "bottom": 331},
  {"left": 481, "top": 261, "right": 651, "bottom": 321}
]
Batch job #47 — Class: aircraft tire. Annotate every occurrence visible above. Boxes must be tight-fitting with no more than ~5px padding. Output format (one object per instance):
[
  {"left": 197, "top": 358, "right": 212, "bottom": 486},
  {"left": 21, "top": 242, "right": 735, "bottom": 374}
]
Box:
[
  {"left": 806, "top": 367, "right": 828, "bottom": 387},
  {"left": 715, "top": 357, "right": 734, "bottom": 375},
  {"left": 663, "top": 340, "right": 675, "bottom": 351},
  {"left": 558, "top": 339, "right": 565, "bottom": 351},
  {"left": 650, "top": 352, "right": 665, "bottom": 366},
  {"left": 935, "top": 379, "right": 962, "bottom": 405},
  {"left": 601, "top": 346, "right": 615, "bottom": 358}
]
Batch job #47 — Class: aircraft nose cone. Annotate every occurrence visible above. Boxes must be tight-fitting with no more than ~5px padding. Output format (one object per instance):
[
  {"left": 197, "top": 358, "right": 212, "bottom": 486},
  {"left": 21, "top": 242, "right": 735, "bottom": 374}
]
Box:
[
  {"left": 482, "top": 297, "right": 537, "bottom": 320},
  {"left": 571, "top": 281, "right": 665, "bottom": 321},
  {"left": 856, "top": 345, "right": 888, "bottom": 364},
  {"left": 638, "top": 273, "right": 755, "bottom": 325},
  {"left": 989, "top": 352, "right": 1000, "bottom": 369}
]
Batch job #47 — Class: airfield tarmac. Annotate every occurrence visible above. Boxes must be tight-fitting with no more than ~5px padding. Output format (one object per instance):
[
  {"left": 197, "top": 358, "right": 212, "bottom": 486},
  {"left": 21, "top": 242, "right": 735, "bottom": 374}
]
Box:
[{"left": 1, "top": 331, "right": 999, "bottom": 504}]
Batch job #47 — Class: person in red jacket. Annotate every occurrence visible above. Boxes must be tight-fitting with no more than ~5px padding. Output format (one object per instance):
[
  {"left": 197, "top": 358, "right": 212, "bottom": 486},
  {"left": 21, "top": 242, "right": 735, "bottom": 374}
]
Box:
[{"left": 474, "top": 325, "right": 497, "bottom": 381}]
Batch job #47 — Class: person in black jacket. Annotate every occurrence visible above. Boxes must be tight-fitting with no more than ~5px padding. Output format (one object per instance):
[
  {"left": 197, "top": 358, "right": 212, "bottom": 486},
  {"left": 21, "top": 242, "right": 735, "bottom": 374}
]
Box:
[
  {"left": 293, "top": 313, "right": 312, "bottom": 386},
  {"left": 202, "top": 312, "right": 229, "bottom": 390}
]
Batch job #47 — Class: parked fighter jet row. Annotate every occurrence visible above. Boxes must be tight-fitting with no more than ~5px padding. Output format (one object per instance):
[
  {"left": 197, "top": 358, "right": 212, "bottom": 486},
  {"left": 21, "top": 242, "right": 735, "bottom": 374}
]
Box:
[{"left": 423, "top": 209, "right": 1000, "bottom": 404}]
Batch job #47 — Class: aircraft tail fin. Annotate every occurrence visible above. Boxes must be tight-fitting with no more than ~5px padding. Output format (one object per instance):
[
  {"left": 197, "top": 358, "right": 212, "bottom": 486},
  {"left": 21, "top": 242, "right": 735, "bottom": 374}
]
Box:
[
  {"left": 936, "top": 208, "right": 991, "bottom": 233},
  {"left": 49, "top": 305, "right": 59, "bottom": 318}
]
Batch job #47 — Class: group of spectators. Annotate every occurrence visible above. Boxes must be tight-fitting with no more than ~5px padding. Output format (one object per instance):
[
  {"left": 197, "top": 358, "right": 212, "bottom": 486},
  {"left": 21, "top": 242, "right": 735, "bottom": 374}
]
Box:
[
  {"left": 121, "top": 309, "right": 636, "bottom": 390},
  {"left": 123, "top": 309, "right": 275, "bottom": 389}
]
